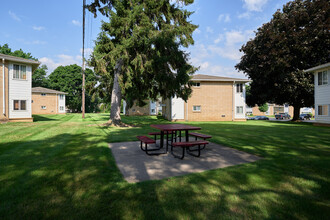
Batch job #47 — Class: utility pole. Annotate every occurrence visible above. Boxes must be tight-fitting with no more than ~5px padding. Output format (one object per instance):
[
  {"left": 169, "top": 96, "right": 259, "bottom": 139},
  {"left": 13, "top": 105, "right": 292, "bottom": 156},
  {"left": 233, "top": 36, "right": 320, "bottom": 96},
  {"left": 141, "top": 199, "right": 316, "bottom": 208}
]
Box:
[{"left": 82, "top": 0, "right": 86, "bottom": 119}]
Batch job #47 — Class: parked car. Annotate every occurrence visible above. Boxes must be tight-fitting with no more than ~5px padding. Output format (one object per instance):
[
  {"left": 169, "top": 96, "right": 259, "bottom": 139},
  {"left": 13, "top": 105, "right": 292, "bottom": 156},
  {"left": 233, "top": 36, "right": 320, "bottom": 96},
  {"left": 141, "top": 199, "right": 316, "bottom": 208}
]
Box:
[
  {"left": 250, "top": 116, "right": 269, "bottom": 120},
  {"left": 275, "top": 113, "right": 291, "bottom": 120},
  {"left": 299, "top": 114, "right": 312, "bottom": 120}
]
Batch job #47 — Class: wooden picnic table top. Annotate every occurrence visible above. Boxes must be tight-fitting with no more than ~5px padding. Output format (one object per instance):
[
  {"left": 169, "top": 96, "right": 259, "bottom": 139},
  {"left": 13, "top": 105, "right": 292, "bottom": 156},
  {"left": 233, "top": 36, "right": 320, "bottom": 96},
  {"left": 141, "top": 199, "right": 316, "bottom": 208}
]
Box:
[{"left": 150, "top": 124, "right": 201, "bottom": 132}]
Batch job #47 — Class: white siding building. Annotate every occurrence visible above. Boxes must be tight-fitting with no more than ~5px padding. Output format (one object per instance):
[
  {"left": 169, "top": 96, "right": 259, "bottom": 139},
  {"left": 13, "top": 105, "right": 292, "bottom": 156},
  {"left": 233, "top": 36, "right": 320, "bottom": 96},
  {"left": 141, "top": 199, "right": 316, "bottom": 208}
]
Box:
[
  {"left": 305, "top": 63, "right": 330, "bottom": 125},
  {"left": 0, "top": 53, "right": 40, "bottom": 122}
]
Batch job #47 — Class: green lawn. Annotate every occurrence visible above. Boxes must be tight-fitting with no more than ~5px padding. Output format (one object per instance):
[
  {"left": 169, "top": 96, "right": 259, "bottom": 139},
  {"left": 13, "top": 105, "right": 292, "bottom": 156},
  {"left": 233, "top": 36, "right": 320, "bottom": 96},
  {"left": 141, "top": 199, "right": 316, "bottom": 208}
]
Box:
[{"left": 1, "top": 114, "right": 329, "bottom": 219}]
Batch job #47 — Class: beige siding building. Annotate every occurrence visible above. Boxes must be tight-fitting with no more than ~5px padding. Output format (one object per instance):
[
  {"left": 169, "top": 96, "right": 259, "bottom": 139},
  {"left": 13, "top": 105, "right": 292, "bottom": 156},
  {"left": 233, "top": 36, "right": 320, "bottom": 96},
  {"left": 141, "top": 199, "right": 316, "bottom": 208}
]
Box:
[
  {"left": 32, "top": 87, "right": 67, "bottom": 114},
  {"left": 0, "top": 53, "right": 40, "bottom": 122},
  {"left": 163, "top": 74, "right": 250, "bottom": 121},
  {"left": 124, "top": 100, "right": 160, "bottom": 116},
  {"left": 248, "top": 104, "right": 314, "bottom": 117}
]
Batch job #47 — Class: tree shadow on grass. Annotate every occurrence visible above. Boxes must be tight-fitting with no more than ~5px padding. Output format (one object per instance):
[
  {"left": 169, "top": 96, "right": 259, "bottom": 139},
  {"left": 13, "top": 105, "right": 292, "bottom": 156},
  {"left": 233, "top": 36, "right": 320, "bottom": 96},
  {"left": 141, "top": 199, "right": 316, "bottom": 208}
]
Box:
[{"left": 33, "top": 114, "right": 59, "bottom": 122}]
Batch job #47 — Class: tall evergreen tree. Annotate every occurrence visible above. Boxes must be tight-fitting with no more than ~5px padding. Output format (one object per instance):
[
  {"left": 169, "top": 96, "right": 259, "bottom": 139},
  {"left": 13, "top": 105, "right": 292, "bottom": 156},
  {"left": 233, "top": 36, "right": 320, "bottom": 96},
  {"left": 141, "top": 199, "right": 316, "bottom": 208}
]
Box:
[
  {"left": 236, "top": 0, "right": 330, "bottom": 120},
  {"left": 88, "top": 0, "right": 198, "bottom": 125}
]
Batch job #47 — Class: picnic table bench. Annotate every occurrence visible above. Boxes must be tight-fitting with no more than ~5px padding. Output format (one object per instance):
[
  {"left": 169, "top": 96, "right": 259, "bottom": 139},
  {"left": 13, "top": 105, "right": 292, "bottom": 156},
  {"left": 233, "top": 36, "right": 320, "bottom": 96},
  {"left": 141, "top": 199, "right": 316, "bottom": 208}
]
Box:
[
  {"left": 189, "top": 132, "right": 212, "bottom": 150},
  {"left": 137, "top": 136, "right": 166, "bottom": 155},
  {"left": 171, "top": 140, "right": 209, "bottom": 159}
]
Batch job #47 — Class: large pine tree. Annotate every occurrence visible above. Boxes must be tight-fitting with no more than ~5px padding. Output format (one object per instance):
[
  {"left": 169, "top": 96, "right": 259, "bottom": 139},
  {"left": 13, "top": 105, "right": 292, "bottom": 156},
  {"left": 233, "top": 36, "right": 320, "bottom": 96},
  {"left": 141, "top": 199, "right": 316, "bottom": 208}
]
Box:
[{"left": 88, "top": 0, "right": 198, "bottom": 125}]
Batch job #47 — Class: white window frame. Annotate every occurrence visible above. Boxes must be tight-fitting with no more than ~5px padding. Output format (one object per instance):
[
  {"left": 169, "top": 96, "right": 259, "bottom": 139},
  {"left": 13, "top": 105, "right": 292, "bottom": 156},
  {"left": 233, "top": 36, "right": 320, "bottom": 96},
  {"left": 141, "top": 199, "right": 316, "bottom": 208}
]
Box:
[
  {"left": 318, "top": 105, "right": 328, "bottom": 116},
  {"left": 236, "top": 106, "right": 243, "bottom": 114},
  {"left": 59, "top": 106, "right": 64, "bottom": 111},
  {"left": 41, "top": 106, "right": 47, "bottom": 110},
  {"left": 59, "top": 94, "right": 64, "bottom": 100},
  {"left": 236, "top": 83, "right": 243, "bottom": 93},
  {"left": 318, "top": 71, "right": 328, "bottom": 86},
  {"left": 193, "top": 105, "right": 201, "bottom": 112},
  {"left": 13, "top": 100, "right": 27, "bottom": 111},
  {"left": 13, "top": 64, "right": 27, "bottom": 80}
]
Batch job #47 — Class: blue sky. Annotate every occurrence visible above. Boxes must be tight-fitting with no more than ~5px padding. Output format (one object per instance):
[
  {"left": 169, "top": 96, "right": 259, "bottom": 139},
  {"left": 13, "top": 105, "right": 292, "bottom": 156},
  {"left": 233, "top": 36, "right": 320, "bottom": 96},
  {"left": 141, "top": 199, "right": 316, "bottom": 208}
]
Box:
[{"left": 1, "top": 0, "right": 290, "bottom": 78}]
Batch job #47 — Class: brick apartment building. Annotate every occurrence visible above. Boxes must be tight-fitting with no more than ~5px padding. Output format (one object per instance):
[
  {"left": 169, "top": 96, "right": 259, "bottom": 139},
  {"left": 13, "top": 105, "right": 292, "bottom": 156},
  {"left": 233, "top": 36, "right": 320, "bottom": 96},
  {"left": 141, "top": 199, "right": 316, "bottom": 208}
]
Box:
[
  {"left": 32, "top": 87, "right": 67, "bottom": 114},
  {"left": 162, "top": 74, "right": 250, "bottom": 121}
]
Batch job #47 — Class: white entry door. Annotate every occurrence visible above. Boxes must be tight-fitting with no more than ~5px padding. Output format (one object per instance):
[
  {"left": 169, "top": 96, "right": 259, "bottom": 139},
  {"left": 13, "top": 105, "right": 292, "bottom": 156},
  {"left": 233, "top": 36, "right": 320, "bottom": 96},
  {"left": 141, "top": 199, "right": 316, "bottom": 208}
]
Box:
[
  {"left": 172, "top": 96, "right": 184, "bottom": 119},
  {"left": 150, "top": 101, "right": 156, "bottom": 115}
]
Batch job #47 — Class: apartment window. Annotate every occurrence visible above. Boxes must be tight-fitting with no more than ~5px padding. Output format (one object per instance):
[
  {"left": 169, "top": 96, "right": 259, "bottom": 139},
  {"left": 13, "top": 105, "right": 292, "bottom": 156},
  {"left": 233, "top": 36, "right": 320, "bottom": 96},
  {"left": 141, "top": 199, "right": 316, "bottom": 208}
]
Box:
[
  {"left": 193, "top": 105, "right": 201, "bottom": 112},
  {"left": 318, "top": 71, "right": 328, "bottom": 85},
  {"left": 192, "top": 82, "right": 201, "bottom": 87},
  {"left": 41, "top": 106, "right": 47, "bottom": 110},
  {"left": 236, "top": 83, "right": 243, "bottom": 93},
  {"left": 236, "top": 106, "right": 243, "bottom": 114},
  {"left": 318, "top": 105, "right": 328, "bottom": 116},
  {"left": 59, "top": 94, "right": 64, "bottom": 100},
  {"left": 13, "top": 64, "right": 27, "bottom": 80},
  {"left": 41, "top": 93, "right": 46, "bottom": 96},
  {"left": 60, "top": 106, "right": 64, "bottom": 111},
  {"left": 13, "top": 100, "right": 26, "bottom": 110}
]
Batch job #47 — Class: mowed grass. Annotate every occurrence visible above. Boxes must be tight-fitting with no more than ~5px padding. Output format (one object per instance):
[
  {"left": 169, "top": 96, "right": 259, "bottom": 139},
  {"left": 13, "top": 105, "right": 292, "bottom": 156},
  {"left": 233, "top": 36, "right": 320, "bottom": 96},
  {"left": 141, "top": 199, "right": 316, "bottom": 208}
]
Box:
[{"left": 0, "top": 113, "right": 329, "bottom": 219}]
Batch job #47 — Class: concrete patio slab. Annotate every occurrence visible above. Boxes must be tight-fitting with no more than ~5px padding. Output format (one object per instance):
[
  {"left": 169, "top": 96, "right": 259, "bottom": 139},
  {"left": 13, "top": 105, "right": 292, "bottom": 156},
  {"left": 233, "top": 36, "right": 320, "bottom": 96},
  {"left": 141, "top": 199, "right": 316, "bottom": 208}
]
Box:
[{"left": 108, "top": 139, "right": 261, "bottom": 183}]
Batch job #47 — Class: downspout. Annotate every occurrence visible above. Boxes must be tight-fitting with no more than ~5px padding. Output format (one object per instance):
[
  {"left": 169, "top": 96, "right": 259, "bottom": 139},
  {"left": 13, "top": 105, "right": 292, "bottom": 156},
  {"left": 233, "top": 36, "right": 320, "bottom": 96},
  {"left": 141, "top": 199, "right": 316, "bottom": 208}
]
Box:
[
  {"left": 186, "top": 100, "right": 188, "bottom": 121},
  {"left": 170, "top": 97, "right": 172, "bottom": 121},
  {"left": 56, "top": 93, "right": 58, "bottom": 114},
  {"left": 232, "top": 81, "right": 235, "bottom": 121},
  {"left": 2, "top": 58, "right": 5, "bottom": 116}
]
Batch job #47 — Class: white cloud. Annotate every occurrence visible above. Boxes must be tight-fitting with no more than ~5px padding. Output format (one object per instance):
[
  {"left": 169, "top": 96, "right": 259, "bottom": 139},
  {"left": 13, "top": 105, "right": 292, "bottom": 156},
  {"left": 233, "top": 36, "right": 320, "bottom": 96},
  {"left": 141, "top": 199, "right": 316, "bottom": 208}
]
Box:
[
  {"left": 208, "top": 45, "right": 242, "bottom": 61},
  {"left": 206, "top": 26, "right": 214, "bottom": 33},
  {"left": 203, "top": 30, "right": 255, "bottom": 62},
  {"left": 72, "top": 20, "right": 81, "bottom": 26},
  {"left": 17, "top": 38, "right": 47, "bottom": 45},
  {"left": 40, "top": 54, "right": 82, "bottom": 74},
  {"left": 9, "top": 11, "right": 21, "bottom": 21},
  {"left": 238, "top": 12, "right": 251, "bottom": 19},
  {"left": 225, "top": 30, "right": 254, "bottom": 46},
  {"left": 242, "top": 0, "right": 269, "bottom": 12},
  {"left": 190, "top": 44, "right": 210, "bottom": 59},
  {"left": 218, "top": 14, "right": 231, "bottom": 23},
  {"left": 194, "top": 28, "right": 201, "bottom": 34},
  {"left": 189, "top": 42, "right": 248, "bottom": 78},
  {"left": 214, "top": 34, "right": 224, "bottom": 44},
  {"left": 190, "top": 55, "right": 246, "bottom": 78},
  {"left": 33, "top": 26, "right": 45, "bottom": 31}
]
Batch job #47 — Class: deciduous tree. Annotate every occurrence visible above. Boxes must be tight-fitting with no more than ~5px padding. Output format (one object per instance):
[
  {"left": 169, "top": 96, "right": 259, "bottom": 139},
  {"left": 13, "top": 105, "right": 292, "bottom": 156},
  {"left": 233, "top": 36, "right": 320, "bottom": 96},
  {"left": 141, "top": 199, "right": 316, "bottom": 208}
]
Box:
[
  {"left": 88, "top": 0, "right": 198, "bottom": 125},
  {"left": 32, "top": 65, "right": 49, "bottom": 87},
  {"left": 0, "top": 43, "right": 37, "bottom": 60},
  {"left": 258, "top": 103, "right": 269, "bottom": 113},
  {"left": 48, "top": 64, "right": 99, "bottom": 113},
  {"left": 236, "top": 0, "right": 330, "bottom": 120}
]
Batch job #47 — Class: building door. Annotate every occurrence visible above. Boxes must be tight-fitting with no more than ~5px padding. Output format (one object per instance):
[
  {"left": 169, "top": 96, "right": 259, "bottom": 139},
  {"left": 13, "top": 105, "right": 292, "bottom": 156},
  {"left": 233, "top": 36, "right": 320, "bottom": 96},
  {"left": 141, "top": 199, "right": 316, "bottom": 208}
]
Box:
[{"left": 150, "top": 101, "right": 156, "bottom": 115}]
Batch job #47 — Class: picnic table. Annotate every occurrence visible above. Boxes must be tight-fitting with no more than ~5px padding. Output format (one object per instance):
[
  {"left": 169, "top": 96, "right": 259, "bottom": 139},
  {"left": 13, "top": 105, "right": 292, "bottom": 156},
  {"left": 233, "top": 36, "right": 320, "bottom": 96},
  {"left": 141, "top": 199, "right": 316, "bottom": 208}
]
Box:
[{"left": 150, "top": 124, "right": 201, "bottom": 152}]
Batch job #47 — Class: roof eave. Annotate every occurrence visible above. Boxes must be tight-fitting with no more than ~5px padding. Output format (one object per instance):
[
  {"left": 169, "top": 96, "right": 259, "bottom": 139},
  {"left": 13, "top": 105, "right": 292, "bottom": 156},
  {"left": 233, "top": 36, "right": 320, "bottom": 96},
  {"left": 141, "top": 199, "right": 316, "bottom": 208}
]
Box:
[
  {"left": 191, "top": 78, "right": 251, "bottom": 82},
  {"left": 304, "top": 63, "right": 330, "bottom": 72}
]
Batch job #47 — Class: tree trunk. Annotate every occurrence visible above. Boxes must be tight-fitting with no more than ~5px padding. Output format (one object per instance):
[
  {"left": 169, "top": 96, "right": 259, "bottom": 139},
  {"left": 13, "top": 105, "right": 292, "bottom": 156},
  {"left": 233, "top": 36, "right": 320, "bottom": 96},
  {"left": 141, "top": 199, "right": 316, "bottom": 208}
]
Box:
[
  {"left": 109, "top": 59, "right": 123, "bottom": 125},
  {"left": 292, "top": 104, "right": 301, "bottom": 121}
]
